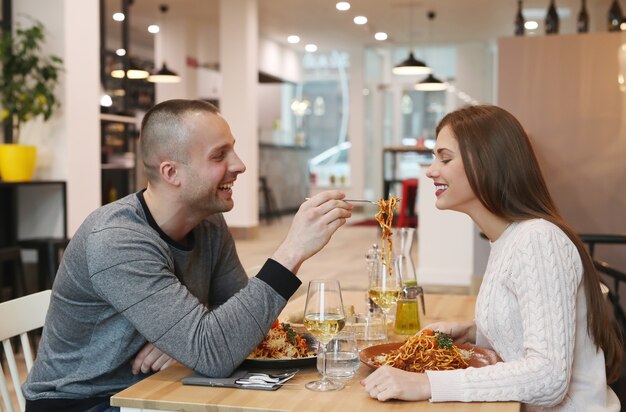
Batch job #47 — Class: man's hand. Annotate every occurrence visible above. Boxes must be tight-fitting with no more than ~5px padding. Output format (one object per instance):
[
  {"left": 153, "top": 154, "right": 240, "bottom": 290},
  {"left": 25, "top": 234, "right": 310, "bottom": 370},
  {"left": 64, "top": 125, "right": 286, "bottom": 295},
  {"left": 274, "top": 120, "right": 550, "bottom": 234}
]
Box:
[
  {"left": 130, "top": 342, "right": 177, "bottom": 375},
  {"left": 361, "top": 365, "right": 431, "bottom": 401},
  {"left": 271, "top": 190, "right": 353, "bottom": 273},
  {"left": 421, "top": 320, "right": 476, "bottom": 344}
]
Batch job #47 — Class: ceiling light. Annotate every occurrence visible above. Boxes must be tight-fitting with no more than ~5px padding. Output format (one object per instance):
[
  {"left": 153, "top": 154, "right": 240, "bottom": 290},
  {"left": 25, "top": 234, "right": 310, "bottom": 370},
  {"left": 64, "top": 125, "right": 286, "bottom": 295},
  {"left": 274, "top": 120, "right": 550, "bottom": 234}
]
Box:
[
  {"left": 127, "top": 66, "right": 150, "bottom": 80},
  {"left": 287, "top": 35, "right": 300, "bottom": 44},
  {"left": 149, "top": 4, "right": 182, "bottom": 84},
  {"left": 353, "top": 16, "right": 367, "bottom": 25},
  {"left": 148, "top": 63, "right": 181, "bottom": 83},
  {"left": 393, "top": 6, "right": 431, "bottom": 75},
  {"left": 525, "top": 21, "right": 538, "bottom": 30},
  {"left": 336, "top": 2, "right": 350, "bottom": 11},
  {"left": 115, "top": 48, "right": 126, "bottom": 56},
  {"left": 148, "top": 24, "right": 159, "bottom": 34},
  {"left": 100, "top": 93, "right": 113, "bottom": 107},
  {"left": 393, "top": 52, "right": 431, "bottom": 75},
  {"left": 374, "top": 32, "right": 388, "bottom": 41},
  {"left": 111, "top": 69, "right": 125, "bottom": 79},
  {"left": 413, "top": 12, "right": 445, "bottom": 89},
  {"left": 112, "top": 12, "right": 125, "bottom": 22},
  {"left": 414, "top": 74, "right": 447, "bottom": 91},
  {"left": 305, "top": 44, "right": 318, "bottom": 53}
]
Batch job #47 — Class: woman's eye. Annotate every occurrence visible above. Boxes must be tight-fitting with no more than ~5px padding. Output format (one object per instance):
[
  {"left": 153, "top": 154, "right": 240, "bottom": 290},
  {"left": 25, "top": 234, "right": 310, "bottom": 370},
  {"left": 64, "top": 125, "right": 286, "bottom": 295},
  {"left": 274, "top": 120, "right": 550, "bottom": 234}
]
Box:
[{"left": 441, "top": 158, "right": 451, "bottom": 164}]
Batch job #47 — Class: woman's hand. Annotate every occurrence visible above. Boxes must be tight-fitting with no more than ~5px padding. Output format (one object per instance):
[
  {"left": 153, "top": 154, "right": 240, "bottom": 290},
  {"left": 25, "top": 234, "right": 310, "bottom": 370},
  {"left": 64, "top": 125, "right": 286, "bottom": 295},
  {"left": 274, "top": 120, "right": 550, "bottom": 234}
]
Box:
[
  {"left": 361, "top": 365, "right": 431, "bottom": 401},
  {"left": 421, "top": 320, "right": 476, "bottom": 344},
  {"left": 130, "top": 342, "right": 177, "bottom": 375}
]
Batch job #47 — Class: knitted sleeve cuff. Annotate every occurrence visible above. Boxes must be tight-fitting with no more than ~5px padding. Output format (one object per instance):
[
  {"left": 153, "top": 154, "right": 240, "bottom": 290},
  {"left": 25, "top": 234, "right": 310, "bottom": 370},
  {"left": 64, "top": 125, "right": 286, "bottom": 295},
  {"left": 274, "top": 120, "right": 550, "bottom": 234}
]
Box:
[
  {"left": 255, "top": 258, "right": 302, "bottom": 301},
  {"left": 425, "top": 370, "right": 465, "bottom": 402}
]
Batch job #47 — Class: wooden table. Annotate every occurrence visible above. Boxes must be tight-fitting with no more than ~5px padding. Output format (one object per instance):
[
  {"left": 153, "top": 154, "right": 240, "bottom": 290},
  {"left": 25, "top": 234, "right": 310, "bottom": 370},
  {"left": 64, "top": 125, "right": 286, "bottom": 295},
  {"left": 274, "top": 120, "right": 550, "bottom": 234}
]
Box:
[{"left": 111, "top": 293, "right": 520, "bottom": 412}]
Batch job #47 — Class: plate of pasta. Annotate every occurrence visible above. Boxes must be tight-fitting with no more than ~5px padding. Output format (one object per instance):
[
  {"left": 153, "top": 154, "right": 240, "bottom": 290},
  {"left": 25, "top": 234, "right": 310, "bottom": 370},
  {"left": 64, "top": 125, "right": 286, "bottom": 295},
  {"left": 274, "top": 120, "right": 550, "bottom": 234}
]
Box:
[
  {"left": 359, "top": 329, "right": 500, "bottom": 372},
  {"left": 242, "top": 320, "right": 317, "bottom": 368}
]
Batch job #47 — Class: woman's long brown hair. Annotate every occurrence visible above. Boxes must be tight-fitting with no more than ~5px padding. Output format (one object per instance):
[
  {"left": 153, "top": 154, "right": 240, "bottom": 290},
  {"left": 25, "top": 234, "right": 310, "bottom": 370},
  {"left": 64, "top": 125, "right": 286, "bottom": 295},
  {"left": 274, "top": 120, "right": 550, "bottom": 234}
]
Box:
[{"left": 436, "top": 105, "right": 622, "bottom": 383}]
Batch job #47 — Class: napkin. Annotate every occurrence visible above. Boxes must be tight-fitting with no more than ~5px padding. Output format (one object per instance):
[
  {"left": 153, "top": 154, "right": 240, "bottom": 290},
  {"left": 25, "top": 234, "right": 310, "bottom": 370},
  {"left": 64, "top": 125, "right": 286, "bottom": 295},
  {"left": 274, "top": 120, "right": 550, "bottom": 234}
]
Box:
[{"left": 182, "top": 368, "right": 297, "bottom": 391}]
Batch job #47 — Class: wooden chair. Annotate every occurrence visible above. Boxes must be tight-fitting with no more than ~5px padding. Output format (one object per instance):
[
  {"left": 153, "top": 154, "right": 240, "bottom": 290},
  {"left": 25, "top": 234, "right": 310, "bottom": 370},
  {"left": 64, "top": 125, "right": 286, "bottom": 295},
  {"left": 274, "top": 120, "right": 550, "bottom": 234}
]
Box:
[{"left": 0, "top": 290, "right": 51, "bottom": 412}]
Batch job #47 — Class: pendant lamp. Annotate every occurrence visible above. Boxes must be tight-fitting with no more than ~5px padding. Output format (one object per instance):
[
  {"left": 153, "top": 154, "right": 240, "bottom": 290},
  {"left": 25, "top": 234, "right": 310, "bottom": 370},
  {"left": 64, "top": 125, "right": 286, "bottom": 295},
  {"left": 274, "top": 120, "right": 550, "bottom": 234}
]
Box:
[
  {"left": 109, "top": 0, "right": 149, "bottom": 80},
  {"left": 393, "top": 2, "right": 431, "bottom": 75},
  {"left": 414, "top": 11, "right": 447, "bottom": 91},
  {"left": 415, "top": 74, "right": 447, "bottom": 91},
  {"left": 393, "top": 52, "right": 431, "bottom": 75},
  {"left": 149, "top": 4, "right": 181, "bottom": 83}
]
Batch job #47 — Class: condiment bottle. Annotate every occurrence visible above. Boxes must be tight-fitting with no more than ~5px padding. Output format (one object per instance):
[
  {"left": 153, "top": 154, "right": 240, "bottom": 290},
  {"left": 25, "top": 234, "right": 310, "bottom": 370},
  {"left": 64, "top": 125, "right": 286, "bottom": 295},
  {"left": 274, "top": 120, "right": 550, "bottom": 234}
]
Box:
[{"left": 394, "top": 286, "right": 422, "bottom": 335}]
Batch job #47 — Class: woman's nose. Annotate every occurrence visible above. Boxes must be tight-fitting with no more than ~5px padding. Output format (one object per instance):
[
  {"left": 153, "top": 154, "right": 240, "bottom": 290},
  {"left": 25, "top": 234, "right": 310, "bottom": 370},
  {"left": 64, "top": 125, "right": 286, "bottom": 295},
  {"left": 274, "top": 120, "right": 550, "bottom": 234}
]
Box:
[{"left": 426, "top": 163, "right": 437, "bottom": 179}]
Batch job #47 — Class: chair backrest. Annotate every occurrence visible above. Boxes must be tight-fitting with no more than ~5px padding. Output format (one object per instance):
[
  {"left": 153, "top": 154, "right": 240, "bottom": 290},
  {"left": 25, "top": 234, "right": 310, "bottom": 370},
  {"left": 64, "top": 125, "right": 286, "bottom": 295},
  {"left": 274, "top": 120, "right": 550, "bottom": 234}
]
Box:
[{"left": 0, "top": 290, "right": 51, "bottom": 412}]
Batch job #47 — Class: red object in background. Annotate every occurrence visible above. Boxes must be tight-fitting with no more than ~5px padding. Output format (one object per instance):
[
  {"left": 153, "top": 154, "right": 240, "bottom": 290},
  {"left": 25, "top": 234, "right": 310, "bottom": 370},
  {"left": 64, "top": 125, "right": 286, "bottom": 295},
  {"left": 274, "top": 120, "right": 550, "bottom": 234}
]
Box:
[{"left": 396, "top": 178, "right": 418, "bottom": 228}]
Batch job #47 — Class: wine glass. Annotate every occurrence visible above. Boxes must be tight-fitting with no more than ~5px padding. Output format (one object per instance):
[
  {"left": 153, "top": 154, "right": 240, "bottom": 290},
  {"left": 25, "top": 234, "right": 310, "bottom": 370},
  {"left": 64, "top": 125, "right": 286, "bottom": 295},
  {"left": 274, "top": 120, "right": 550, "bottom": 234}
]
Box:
[
  {"left": 303, "top": 279, "right": 346, "bottom": 392},
  {"left": 367, "top": 250, "right": 402, "bottom": 318}
]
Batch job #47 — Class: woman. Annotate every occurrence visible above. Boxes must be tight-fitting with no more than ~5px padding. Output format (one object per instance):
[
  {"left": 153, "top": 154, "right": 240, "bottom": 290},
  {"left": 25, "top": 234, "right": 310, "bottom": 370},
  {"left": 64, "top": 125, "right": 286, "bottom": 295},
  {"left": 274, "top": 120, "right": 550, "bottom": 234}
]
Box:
[{"left": 362, "top": 105, "right": 622, "bottom": 411}]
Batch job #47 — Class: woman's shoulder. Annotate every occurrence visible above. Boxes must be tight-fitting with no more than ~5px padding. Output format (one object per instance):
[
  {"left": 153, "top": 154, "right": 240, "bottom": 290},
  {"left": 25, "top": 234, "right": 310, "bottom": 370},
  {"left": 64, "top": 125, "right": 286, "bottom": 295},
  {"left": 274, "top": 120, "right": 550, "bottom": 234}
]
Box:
[{"left": 511, "top": 219, "right": 579, "bottom": 256}]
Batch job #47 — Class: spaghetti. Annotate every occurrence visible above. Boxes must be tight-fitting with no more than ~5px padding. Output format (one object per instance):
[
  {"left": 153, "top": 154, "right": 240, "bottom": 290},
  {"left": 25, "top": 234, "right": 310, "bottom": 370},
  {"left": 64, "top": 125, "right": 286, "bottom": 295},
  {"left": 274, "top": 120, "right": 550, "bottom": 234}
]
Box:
[
  {"left": 374, "top": 196, "right": 400, "bottom": 276},
  {"left": 372, "top": 329, "right": 471, "bottom": 372},
  {"left": 249, "top": 322, "right": 313, "bottom": 360}
]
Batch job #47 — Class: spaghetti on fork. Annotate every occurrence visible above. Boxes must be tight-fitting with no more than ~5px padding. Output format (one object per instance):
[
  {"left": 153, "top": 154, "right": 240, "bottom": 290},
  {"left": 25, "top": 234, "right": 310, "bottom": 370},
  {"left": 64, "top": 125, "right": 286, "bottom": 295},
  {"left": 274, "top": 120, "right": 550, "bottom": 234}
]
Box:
[{"left": 374, "top": 196, "right": 400, "bottom": 276}]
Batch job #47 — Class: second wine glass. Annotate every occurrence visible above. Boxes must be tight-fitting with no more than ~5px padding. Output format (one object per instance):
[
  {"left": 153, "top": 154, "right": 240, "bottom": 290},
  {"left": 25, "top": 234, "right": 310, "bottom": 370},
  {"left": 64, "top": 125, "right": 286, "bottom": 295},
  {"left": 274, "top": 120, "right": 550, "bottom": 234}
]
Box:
[{"left": 303, "top": 279, "right": 346, "bottom": 392}]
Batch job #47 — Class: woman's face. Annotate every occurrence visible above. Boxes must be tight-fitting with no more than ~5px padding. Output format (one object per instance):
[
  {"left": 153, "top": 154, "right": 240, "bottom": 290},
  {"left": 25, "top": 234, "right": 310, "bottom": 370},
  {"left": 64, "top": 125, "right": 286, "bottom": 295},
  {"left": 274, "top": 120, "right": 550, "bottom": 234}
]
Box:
[{"left": 425, "top": 125, "right": 479, "bottom": 214}]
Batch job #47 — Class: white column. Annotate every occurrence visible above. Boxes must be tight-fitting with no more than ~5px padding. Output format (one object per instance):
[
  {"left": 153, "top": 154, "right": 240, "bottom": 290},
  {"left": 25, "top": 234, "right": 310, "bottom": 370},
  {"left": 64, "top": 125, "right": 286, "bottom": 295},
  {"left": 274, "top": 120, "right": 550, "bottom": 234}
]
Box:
[
  {"left": 219, "top": 0, "right": 259, "bottom": 228},
  {"left": 14, "top": 0, "right": 100, "bottom": 237},
  {"left": 347, "top": 48, "right": 365, "bottom": 199},
  {"left": 417, "top": 165, "right": 477, "bottom": 287}
]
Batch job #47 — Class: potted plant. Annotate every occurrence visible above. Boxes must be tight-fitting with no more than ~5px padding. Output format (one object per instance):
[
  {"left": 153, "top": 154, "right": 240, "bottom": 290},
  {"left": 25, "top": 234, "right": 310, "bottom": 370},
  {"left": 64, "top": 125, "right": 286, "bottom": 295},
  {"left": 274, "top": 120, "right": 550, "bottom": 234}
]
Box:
[{"left": 0, "top": 19, "right": 63, "bottom": 181}]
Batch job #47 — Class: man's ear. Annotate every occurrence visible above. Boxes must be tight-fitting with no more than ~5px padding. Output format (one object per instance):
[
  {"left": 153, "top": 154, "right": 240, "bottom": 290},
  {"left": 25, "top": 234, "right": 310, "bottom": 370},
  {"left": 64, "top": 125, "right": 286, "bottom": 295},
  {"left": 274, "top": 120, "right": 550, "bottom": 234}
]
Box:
[{"left": 159, "top": 160, "right": 181, "bottom": 186}]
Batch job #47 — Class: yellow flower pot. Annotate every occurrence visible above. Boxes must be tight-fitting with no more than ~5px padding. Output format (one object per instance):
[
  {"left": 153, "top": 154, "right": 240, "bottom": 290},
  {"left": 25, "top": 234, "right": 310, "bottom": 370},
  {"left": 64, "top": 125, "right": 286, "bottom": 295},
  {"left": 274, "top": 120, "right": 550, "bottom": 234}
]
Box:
[{"left": 0, "top": 144, "right": 37, "bottom": 182}]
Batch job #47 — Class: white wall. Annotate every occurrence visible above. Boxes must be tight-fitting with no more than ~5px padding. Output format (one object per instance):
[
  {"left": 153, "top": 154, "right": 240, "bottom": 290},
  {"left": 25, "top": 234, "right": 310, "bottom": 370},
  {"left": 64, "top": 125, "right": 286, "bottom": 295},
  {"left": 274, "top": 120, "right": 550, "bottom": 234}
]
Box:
[{"left": 14, "top": 0, "right": 100, "bottom": 238}]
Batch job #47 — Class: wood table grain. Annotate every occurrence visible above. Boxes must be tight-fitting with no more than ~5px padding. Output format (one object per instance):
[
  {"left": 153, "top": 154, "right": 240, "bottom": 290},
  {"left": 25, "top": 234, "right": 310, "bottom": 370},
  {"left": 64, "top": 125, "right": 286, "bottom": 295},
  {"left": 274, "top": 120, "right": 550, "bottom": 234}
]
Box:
[{"left": 111, "top": 293, "right": 520, "bottom": 412}]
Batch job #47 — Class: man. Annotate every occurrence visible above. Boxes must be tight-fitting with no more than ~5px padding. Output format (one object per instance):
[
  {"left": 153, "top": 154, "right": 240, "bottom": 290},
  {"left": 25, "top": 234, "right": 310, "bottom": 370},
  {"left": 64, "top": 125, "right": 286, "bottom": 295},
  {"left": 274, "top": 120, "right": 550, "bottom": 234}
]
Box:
[{"left": 23, "top": 99, "right": 353, "bottom": 411}]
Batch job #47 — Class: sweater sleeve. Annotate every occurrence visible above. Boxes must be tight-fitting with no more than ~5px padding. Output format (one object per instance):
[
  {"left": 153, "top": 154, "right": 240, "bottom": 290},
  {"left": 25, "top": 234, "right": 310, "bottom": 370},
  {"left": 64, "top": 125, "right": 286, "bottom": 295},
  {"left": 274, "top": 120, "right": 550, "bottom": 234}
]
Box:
[
  {"left": 86, "top": 224, "right": 301, "bottom": 378},
  {"left": 427, "top": 223, "right": 581, "bottom": 406}
]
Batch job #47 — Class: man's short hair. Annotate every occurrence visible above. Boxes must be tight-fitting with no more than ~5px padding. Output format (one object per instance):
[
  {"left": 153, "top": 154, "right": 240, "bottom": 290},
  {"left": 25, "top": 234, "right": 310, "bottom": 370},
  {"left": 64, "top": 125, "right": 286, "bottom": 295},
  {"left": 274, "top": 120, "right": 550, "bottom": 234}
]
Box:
[{"left": 140, "top": 99, "right": 219, "bottom": 183}]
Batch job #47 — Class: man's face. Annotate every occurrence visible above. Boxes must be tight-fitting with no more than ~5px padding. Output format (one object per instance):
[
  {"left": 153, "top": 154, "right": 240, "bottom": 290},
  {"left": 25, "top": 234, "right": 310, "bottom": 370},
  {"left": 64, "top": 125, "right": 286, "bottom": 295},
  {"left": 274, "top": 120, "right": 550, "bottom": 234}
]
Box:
[{"left": 177, "top": 111, "right": 246, "bottom": 216}]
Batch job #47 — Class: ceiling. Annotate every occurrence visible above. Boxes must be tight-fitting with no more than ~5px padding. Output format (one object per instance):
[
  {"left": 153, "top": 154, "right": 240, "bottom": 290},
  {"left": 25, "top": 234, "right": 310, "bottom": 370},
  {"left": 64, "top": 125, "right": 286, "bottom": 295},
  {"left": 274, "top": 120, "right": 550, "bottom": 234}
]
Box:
[{"left": 108, "top": 0, "right": 612, "bottom": 56}]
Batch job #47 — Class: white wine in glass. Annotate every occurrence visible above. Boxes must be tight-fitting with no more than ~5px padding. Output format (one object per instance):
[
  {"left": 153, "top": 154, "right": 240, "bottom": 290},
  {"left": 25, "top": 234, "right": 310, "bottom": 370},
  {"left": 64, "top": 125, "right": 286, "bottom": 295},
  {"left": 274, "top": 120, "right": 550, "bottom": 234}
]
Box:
[
  {"left": 303, "top": 279, "right": 346, "bottom": 392},
  {"left": 367, "top": 257, "right": 402, "bottom": 315}
]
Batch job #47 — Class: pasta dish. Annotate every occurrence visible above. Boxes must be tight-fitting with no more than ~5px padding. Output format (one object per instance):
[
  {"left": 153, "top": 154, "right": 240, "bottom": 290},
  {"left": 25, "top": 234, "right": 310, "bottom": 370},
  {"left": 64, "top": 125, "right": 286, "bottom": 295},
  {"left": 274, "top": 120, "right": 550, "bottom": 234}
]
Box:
[
  {"left": 372, "top": 329, "right": 471, "bottom": 372},
  {"left": 249, "top": 321, "right": 313, "bottom": 360},
  {"left": 374, "top": 196, "right": 400, "bottom": 275}
]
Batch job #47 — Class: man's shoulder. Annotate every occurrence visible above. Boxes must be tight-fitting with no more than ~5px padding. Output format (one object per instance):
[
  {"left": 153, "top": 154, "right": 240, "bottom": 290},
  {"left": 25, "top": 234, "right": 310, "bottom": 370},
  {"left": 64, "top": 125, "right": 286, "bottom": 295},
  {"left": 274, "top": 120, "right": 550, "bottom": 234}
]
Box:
[{"left": 82, "top": 194, "right": 152, "bottom": 238}]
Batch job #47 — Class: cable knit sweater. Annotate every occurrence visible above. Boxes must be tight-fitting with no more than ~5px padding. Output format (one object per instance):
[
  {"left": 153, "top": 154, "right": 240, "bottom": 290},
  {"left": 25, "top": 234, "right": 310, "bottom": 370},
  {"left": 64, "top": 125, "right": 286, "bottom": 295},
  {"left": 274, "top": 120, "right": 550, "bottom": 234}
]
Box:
[{"left": 426, "top": 219, "right": 620, "bottom": 411}]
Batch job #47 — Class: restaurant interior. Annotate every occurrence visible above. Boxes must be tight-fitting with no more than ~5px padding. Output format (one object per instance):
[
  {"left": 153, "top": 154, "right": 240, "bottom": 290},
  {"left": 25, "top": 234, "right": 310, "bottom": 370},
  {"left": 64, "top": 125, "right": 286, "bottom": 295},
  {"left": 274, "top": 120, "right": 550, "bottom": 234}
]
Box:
[{"left": 1, "top": 0, "right": 626, "bottom": 411}]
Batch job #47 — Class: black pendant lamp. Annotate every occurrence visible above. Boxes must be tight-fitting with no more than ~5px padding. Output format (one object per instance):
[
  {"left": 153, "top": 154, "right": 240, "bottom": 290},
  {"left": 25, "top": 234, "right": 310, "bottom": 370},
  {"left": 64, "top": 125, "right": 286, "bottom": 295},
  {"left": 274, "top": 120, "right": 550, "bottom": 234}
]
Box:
[
  {"left": 393, "top": 52, "right": 431, "bottom": 75},
  {"left": 415, "top": 74, "right": 447, "bottom": 91},
  {"left": 414, "top": 11, "right": 446, "bottom": 91},
  {"left": 149, "top": 4, "right": 181, "bottom": 83},
  {"left": 149, "top": 62, "right": 180, "bottom": 83},
  {"left": 393, "top": 2, "right": 432, "bottom": 76}
]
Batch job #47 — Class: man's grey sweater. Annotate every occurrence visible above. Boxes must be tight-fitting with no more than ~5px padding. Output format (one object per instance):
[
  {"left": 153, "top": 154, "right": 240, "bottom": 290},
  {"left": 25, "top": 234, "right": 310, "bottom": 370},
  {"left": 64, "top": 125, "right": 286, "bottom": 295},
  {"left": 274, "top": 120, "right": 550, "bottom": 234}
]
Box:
[{"left": 23, "top": 192, "right": 300, "bottom": 401}]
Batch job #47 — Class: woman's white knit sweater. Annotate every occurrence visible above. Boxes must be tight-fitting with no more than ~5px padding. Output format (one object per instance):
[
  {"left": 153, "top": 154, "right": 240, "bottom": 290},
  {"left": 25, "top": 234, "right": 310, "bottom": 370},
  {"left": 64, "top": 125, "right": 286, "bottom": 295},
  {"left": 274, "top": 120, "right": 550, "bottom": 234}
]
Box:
[{"left": 426, "top": 219, "right": 620, "bottom": 411}]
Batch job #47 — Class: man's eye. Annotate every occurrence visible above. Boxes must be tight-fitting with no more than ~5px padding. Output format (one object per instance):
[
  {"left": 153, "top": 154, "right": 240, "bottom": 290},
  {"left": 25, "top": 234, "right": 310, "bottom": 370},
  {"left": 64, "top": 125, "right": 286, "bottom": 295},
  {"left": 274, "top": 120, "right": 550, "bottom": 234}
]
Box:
[{"left": 212, "top": 152, "right": 225, "bottom": 160}]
